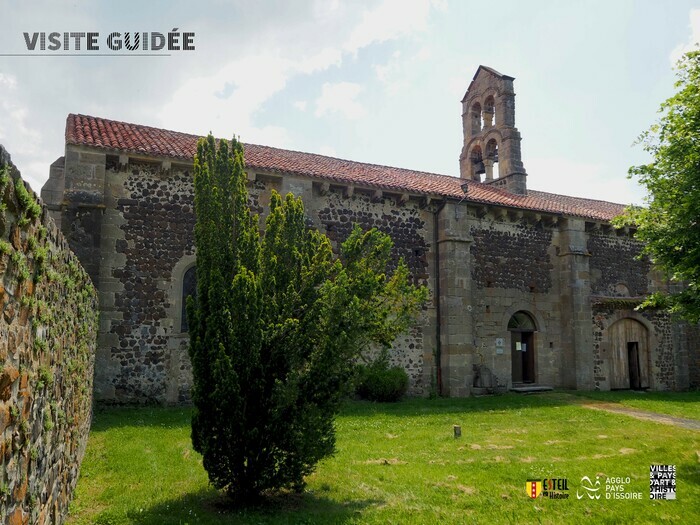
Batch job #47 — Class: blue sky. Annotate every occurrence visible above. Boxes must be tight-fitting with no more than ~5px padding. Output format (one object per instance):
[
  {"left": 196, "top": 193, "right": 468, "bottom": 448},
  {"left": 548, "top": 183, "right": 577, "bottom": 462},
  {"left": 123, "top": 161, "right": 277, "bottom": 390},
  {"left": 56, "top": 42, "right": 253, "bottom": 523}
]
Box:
[{"left": 0, "top": 0, "right": 698, "bottom": 205}]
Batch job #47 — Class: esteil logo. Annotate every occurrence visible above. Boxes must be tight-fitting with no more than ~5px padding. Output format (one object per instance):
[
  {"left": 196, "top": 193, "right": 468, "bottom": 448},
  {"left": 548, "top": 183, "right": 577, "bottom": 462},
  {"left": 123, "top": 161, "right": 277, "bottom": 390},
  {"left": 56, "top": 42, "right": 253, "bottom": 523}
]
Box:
[
  {"left": 577, "top": 476, "right": 602, "bottom": 500},
  {"left": 526, "top": 480, "right": 542, "bottom": 499}
]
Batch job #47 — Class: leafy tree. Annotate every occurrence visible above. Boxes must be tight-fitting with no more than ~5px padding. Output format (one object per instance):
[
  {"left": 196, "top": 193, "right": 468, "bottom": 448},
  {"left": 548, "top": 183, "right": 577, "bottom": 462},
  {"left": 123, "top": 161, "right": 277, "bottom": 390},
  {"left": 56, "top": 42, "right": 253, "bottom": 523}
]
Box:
[
  {"left": 187, "top": 134, "right": 427, "bottom": 502},
  {"left": 615, "top": 49, "right": 700, "bottom": 322}
]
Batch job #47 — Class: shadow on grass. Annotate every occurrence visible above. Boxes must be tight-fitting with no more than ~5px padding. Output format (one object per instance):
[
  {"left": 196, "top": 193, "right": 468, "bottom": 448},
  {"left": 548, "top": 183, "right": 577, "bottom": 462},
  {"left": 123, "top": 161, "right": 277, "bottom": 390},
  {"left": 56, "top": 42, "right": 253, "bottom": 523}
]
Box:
[
  {"left": 90, "top": 405, "right": 194, "bottom": 432},
  {"left": 340, "top": 391, "right": 578, "bottom": 418},
  {"left": 110, "top": 487, "right": 379, "bottom": 525},
  {"left": 680, "top": 459, "right": 700, "bottom": 488},
  {"left": 90, "top": 392, "right": 582, "bottom": 432}
]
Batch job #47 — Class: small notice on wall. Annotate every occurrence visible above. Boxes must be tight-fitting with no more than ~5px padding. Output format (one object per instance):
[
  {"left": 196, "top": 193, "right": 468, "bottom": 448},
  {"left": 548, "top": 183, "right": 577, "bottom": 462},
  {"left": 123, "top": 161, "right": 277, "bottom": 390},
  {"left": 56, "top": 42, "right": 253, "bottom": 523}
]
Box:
[{"left": 495, "top": 337, "right": 505, "bottom": 355}]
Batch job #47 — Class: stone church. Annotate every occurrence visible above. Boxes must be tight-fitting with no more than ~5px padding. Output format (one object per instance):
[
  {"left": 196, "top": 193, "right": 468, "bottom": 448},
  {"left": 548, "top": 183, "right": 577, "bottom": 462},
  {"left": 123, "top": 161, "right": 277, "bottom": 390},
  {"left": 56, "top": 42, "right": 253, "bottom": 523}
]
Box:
[{"left": 41, "top": 65, "right": 699, "bottom": 404}]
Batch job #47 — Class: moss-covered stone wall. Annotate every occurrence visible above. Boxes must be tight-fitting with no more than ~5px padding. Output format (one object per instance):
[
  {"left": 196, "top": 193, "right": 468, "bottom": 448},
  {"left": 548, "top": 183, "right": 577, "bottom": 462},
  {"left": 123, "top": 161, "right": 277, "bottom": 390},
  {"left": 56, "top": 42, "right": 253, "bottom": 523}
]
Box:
[{"left": 0, "top": 146, "right": 98, "bottom": 525}]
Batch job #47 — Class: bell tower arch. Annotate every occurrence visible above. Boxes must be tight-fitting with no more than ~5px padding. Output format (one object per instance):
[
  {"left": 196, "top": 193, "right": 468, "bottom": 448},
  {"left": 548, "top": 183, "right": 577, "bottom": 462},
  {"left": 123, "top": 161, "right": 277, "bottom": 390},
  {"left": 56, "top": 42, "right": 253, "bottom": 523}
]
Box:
[{"left": 459, "top": 65, "right": 527, "bottom": 195}]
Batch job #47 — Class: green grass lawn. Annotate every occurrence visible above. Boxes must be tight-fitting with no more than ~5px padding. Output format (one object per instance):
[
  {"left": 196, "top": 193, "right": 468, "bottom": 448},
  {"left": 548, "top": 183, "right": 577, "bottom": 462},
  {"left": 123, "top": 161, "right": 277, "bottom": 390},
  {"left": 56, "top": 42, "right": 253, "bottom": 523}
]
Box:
[
  {"left": 69, "top": 392, "right": 699, "bottom": 525},
  {"left": 571, "top": 390, "right": 700, "bottom": 421}
]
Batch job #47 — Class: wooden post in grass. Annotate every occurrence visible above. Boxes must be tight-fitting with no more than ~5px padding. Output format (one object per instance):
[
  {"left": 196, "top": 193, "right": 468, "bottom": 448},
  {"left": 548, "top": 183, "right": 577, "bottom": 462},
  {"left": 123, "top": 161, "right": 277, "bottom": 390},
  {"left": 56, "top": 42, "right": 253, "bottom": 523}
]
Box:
[{"left": 454, "top": 425, "right": 461, "bottom": 438}]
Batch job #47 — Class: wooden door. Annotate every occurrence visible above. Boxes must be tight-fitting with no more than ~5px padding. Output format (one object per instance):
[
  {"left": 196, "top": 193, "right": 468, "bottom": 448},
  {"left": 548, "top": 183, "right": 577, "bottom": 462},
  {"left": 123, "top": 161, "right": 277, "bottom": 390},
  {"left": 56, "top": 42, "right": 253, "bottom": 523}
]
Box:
[
  {"left": 511, "top": 331, "right": 535, "bottom": 383},
  {"left": 509, "top": 311, "right": 537, "bottom": 384},
  {"left": 608, "top": 319, "right": 649, "bottom": 390},
  {"left": 511, "top": 333, "right": 523, "bottom": 383},
  {"left": 628, "top": 342, "right": 641, "bottom": 390},
  {"left": 522, "top": 332, "right": 535, "bottom": 383}
]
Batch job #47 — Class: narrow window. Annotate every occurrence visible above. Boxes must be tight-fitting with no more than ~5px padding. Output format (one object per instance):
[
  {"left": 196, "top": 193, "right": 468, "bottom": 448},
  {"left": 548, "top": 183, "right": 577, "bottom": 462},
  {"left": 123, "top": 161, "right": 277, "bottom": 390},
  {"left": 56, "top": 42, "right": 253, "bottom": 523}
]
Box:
[
  {"left": 483, "top": 96, "right": 495, "bottom": 128},
  {"left": 471, "top": 102, "right": 483, "bottom": 134},
  {"left": 181, "top": 266, "right": 197, "bottom": 332},
  {"left": 485, "top": 138, "right": 499, "bottom": 181}
]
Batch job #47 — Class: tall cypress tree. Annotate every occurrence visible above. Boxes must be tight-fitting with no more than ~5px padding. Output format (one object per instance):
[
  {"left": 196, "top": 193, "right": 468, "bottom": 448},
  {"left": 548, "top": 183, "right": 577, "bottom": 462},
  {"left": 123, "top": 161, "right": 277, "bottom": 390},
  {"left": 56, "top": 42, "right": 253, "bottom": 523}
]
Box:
[{"left": 188, "top": 134, "right": 427, "bottom": 501}]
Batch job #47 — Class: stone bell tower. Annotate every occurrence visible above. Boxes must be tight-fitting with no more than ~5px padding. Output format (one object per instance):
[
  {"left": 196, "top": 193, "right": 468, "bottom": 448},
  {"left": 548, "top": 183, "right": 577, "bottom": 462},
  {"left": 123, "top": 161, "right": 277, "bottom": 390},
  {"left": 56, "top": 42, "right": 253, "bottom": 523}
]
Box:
[{"left": 459, "top": 66, "right": 527, "bottom": 195}]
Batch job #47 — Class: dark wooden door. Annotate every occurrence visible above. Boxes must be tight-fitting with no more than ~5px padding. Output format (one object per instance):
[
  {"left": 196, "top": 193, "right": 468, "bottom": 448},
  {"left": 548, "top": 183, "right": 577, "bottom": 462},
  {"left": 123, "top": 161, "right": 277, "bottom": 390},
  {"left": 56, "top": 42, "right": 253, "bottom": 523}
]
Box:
[
  {"left": 522, "top": 332, "right": 535, "bottom": 383},
  {"left": 628, "top": 342, "right": 641, "bottom": 390},
  {"left": 511, "top": 331, "right": 535, "bottom": 383}
]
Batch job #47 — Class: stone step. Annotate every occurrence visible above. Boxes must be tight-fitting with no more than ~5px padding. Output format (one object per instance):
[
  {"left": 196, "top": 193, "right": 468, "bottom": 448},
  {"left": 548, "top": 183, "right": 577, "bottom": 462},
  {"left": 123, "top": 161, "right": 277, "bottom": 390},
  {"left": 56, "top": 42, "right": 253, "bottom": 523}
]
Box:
[{"left": 510, "top": 385, "right": 554, "bottom": 393}]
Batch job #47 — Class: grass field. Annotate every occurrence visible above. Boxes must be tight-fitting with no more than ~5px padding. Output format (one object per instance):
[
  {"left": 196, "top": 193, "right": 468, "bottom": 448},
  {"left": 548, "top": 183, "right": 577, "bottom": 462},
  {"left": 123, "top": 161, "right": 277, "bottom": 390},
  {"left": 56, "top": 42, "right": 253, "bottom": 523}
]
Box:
[
  {"left": 69, "top": 392, "right": 699, "bottom": 524},
  {"left": 571, "top": 390, "right": 700, "bottom": 421}
]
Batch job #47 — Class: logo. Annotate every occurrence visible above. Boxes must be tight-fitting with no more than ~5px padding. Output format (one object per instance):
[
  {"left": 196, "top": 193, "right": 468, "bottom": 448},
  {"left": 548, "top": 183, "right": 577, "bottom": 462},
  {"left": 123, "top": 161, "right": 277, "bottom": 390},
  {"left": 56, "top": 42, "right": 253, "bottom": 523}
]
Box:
[
  {"left": 526, "top": 480, "right": 542, "bottom": 499},
  {"left": 577, "top": 475, "right": 642, "bottom": 500},
  {"left": 650, "top": 465, "right": 676, "bottom": 500},
  {"left": 526, "top": 478, "right": 569, "bottom": 499},
  {"left": 577, "top": 476, "right": 601, "bottom": 500}
]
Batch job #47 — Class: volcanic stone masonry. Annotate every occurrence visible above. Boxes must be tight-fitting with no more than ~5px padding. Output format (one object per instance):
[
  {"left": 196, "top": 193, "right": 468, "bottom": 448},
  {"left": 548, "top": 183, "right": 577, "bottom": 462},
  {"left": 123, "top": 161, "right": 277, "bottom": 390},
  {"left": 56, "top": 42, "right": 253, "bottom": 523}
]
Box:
[
  {"left": 0, "top": 145, "right": 99, "bottom": 525},
  {"left": 40, "top": 65, "right": 700, "bottom": 404}
]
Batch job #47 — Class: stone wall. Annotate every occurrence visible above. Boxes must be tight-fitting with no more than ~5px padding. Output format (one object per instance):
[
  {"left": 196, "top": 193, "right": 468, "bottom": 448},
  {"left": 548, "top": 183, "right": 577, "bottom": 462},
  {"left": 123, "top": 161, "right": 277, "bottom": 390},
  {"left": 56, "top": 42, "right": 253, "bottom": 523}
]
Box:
[
  {"left": 451, "top": 210, "right": 566, "bottom": 393},
  {"left": 680, "top": 322, "right": 700, "bottom": 389},
  {"left": 0, "top": 146, "right": 98, "bottom": 525},
  {"left": 45, "top": 142, "right": 698, "bottom": 403},
  {"left": 56, "top": 149, "right": 434, "bottom": 404},
  {"left": 588, "top": 231, "right": 651, "bottom": 296},
  {"left": 470, "top": 222, "right": 553, "bottom": 292},
  {"left": 591, "top": 303, "right": 677, "bottom": 391}
]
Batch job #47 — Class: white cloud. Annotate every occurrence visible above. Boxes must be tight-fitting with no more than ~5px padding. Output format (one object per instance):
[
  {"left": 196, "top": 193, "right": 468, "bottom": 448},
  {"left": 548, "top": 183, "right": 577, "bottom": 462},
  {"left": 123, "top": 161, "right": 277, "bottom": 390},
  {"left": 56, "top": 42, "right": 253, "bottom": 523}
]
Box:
[
  {"left": 527, "top": 156, "right": 645, "bottom": 205},
  {"left": 298, "top": 47, "right": 343, "bottom": 74},
  {"left": 158, "top": 53, "right": 294, "bottom": 146},
  {"left": 0, "top": 76, "right": 42, "bottom": 156},
  {"left": 318, "top": 145, "right": 337, "bottom": 157},
  {"left": 0, "top": 73, "right": 17, "bottom": 89},
  {"left": 669, "top": 8, "right": 700, "bottom": 65},
  {"left": 156, "top": 0, "right": 438, "bottom": 148},
  {"left": 0, "top": 0, "right": 443, "bottom": 189},
  {"left": 344, "top": 0, "right": 436, "bottom": 54},
  {"left": 374, "top": 51, "right": 406, "bottom": 95},
  {"left": 0, "top": 81, "right": 51, "bottom": 194},
  {"left": 314, "top": 82, "right": 367, "bottom": 120},
  {"left": 374, "top": 47, "right": 432, "bottom": 95}
]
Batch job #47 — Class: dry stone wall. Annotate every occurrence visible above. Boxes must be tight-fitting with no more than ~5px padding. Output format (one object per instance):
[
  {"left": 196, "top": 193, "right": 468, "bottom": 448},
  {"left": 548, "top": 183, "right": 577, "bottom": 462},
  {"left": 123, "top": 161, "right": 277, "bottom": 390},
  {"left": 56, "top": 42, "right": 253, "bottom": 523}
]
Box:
[{"left": 0, "top": 146, "right": 98, "bottom": 525}]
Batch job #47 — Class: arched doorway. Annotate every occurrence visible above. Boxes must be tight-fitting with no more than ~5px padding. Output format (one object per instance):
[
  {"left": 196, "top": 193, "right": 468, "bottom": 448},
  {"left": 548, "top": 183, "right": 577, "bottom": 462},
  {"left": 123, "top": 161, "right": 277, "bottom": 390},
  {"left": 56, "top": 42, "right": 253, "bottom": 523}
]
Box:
[
  {"left": 607, "top": 318, "right": 649, "bottom": 390},
  {"left": 508, "top": 311, "right": 536, "bottom": 384}
]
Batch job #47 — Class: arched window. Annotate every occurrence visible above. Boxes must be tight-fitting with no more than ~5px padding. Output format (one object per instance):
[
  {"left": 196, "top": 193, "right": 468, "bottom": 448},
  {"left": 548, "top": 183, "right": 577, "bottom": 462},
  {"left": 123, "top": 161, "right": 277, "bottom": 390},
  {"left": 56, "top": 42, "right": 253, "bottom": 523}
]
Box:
[
  {"left": 483, "top": 95, "right": 495, "bottom": 128},
  {"left": 614, "top": 283, "right": 630, "bottom": 297},
  {"left": 470, "top": 102, "right": 483, "bottom": 135},
  {"left": 181, "top": 266, "right": 197, "bottom": 332},
  {"left": 485, "top": 138, "right": 499, "bottom": 181},
  {"left": 469, "top": 145, "right": 484, "bottom": 181}
]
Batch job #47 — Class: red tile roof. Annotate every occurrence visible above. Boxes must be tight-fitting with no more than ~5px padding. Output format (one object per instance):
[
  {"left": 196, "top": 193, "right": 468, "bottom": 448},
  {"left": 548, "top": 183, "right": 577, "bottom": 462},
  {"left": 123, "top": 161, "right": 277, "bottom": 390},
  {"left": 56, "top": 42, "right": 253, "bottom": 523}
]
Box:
[{"left": 65, "top": 114, "right": 626, "bottom": 221}]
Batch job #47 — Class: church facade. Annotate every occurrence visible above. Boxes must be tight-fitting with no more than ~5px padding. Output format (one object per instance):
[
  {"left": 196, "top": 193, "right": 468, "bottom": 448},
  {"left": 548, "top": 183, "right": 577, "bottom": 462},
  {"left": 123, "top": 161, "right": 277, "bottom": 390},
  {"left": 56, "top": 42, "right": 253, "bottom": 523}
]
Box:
[{"left": 41, "top": 66, "right": 699, "bottom": 403}]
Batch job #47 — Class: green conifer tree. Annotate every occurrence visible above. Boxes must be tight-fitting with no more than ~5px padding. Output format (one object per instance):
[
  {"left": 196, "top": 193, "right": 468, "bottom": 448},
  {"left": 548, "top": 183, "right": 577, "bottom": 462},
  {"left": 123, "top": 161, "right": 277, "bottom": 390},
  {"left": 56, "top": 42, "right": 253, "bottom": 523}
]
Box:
[{"left": 188, "top": 134, "right": 427, "bottom": 501}]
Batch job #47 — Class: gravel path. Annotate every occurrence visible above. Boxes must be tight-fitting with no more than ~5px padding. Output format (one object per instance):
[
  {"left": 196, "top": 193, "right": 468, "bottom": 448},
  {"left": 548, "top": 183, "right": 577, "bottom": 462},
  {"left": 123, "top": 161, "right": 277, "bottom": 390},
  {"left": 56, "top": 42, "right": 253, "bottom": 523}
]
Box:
[{"left": 576, "top": 400, "right": 700, "bottom": 431}]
